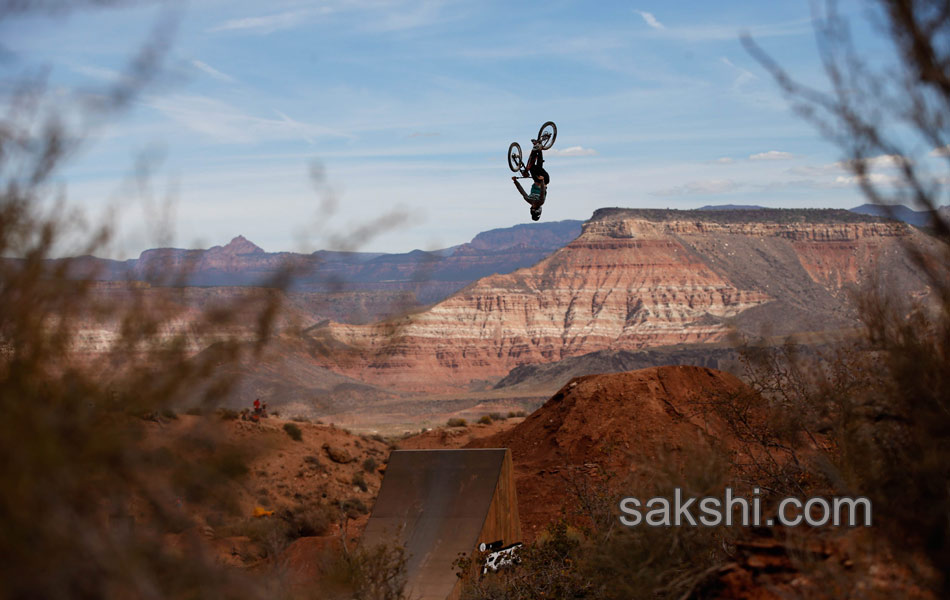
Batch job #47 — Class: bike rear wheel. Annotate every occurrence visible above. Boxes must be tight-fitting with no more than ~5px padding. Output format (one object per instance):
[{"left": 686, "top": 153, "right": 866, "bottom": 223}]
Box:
[
  {"left": 508, "top": 142, "right": 523, "bottom": 172},
  {"left": 537, "top": 121, "right": 557, "bottom": 150}
]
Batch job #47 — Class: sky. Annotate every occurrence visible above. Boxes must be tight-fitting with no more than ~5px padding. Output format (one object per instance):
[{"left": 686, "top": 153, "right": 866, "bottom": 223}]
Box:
[{"left": 0, "top": 0, "right": 922, "bottom": 258}]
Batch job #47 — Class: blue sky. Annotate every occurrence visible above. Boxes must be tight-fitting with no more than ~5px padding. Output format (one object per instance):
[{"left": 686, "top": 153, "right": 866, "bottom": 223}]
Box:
[{"left": 0, "top": 0, "right": 916, "bottom": 257}]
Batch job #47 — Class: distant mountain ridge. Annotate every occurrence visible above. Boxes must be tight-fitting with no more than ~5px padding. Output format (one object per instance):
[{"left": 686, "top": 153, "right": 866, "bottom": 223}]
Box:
[
  {"left": 54, "top": 220, "right": 584, "bottom": 307},
  {"left": 849, "top": 203, "right": 950, "bottom": 227}
]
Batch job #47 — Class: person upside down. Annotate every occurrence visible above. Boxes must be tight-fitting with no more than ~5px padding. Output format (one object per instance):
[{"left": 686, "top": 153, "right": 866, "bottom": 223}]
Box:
[{"left": 512, "top": 138, "right": 550, "bottom": 221}]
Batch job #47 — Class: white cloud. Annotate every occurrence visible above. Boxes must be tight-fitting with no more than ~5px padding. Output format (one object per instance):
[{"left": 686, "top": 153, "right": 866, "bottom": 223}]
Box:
[
  {"left": 549, "top": 146, "right": 597, "bottom": 157},
  {"left": 635, "top": 10, "right": 665, "bottom": 30},
  {"left": 832, "top": 173, "right": 902, "bottom": 187},
  {"left": 146, "top": 94, "right": 354, "bottom": 144},
  {"left": 191, "top": 60, "right": 235, "bottom": 83},
  {"left": 210, "top": 9, "right": 319, "bottom": 34},
  {"left": 836, "top": 154, "right": 909, "bottom": 169},
  {"left": 720, "top": 56, "right": 756, "bottom": 88},
  {"left": 930, "top": 145, "right": 950, "bottom": 157},
  {"left": 750, "top": 150, "right": 793, "bottom": 161},
  {"left": 713, "top": 157, "right": 734, "bottom": 164},
  {"left": 653, "top": 179, "right": 739, "bottom": 196}
]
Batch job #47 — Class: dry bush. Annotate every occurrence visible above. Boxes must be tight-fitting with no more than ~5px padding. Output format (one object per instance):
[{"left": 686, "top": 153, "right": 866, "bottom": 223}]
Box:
[
  {"left": 743, "top": 1, "right": 950, "bottom": 593},
  {"left": 283, "top": 422, "right": 303, "bottom": 441},
  {"left": 0, "top": 3, "right": 408, "bottom": 597},
  {"left": 459, "top": 446, "right": 735, "bottom": 600},
  {"left": 320, "top": 541, "right": 409, "bottom": 600}
]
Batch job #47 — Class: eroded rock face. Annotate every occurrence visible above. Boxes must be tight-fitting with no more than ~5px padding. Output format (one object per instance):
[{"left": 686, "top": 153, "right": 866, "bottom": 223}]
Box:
[{"left": 317, "top": 209, "right": 936, "bottom": 389}]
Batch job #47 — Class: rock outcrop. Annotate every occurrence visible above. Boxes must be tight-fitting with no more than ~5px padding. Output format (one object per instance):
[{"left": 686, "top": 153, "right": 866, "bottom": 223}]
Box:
[{"left": 316, "top": 209, "right": 937, "bottom": 389}]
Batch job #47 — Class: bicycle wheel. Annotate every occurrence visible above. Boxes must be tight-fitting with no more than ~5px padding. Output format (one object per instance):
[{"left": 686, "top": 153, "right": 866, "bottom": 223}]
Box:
[
  {"left": 537, "top": 121, "right": 557, "bottom": 150},
  {"left": 508, "top": 142, "right": 523, "bottom": 172}
]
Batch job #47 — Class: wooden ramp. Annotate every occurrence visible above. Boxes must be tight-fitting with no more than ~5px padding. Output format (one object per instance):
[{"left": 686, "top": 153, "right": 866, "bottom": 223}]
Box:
[{"left": 362, "top": 449, "right": 521, "bottom": 600}]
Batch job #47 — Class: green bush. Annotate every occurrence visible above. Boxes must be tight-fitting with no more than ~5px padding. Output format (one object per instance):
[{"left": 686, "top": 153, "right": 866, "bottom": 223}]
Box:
[{"left": 283, "top": 423, "right": 303, "bottom": 441}]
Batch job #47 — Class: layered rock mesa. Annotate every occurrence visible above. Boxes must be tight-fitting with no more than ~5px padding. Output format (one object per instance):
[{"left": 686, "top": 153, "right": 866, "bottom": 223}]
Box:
[{"left": 316, "top": 208, "right": 938, "bottom": 389}]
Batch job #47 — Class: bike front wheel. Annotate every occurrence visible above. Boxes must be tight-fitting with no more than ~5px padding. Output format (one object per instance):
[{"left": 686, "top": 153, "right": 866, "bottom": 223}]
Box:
[
  {"left": 508, "top": 142, "right": 523, "bottom": 172},
  {"left": 537, "top": 121, "right": 557, "bottom": 150}
]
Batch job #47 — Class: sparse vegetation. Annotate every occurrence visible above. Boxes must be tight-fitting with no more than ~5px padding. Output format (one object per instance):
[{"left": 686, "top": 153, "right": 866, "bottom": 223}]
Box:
[
  {"left": 477, "top": 415, "right": 492, "bottom": 425},
  {"left": 352, "top": 471, "right": 368, "bottom": 492},
  {"left": 218, "top": 408, "right": 239, "bottom": 421},
  {"left": 339, "top": 497, "right": 369, "bottom": 518},
  {"left": 507, "top": 410, "right": 527, "bottom": 418},
  {"left": 446, "top": 418, "right": 467, "bottom": 427},
  {"left": 362, "top": 457, "right": 378, "bottom": 473},
  {"left": 283, "top": 423, "right": 303, "bottom": 441}
]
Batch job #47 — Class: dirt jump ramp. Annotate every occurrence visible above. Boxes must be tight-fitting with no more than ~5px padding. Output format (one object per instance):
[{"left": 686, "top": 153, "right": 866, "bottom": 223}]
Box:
[{"left": 362, "top": 448, "right": 521, "bottom": 600}]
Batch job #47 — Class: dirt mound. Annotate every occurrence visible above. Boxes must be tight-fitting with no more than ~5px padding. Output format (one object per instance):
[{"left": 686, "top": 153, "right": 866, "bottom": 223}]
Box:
[{"left": 467, "top": 365, "right": 752, "bottom": 538}]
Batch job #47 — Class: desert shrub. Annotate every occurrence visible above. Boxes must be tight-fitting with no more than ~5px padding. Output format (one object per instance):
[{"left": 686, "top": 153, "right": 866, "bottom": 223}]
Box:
[
  {"left": 281, "top": 502, "right": 334, "bottom": 539},
  {"left": 291, "top": 415, "right": 310, "bottom": 423},
  {"left": 370, "top": 433, "right": 386, "bottom": 443},
  {"left": 489, "top": 412, "right": 506, "bottom": 421},
  {"left": 352, "top": 471, "right": 368, "bottom": 492},
  {"left": 477, "top": 415, "right": 492, "bottom": 425},
  {"left": 446, "top": 418, "right": 467, "bottom": 427},
  {"left": 339, "top": 497, "right": 369, "bottom": 518},
  {"left": 321, "top": 541, "right": 409, "bottom": 600},
  {"left": 161, "top": 408, "right": 178, "bottom": 420},
  {"left": 507, "top": 410, "right": 527, "bottom": 418},
  {"left": 283, "top": 423, "right": 303, "bottom": 441},
  {"left": 217, "top": 408, "right": 239, "bottom": 421},
  {"left": 362, "top": 457, "right": 377, "bottom": 473}
]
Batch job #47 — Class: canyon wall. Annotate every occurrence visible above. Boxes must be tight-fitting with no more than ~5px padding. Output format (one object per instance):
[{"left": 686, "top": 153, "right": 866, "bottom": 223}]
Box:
[{"left": 317, "top": 209, "right": 936, "bottom": 389}]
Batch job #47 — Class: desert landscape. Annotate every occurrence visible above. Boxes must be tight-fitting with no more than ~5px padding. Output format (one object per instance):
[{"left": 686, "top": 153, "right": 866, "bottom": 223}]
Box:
[{"left": 4, "top": 1, "right": 950, "bottom": 599}]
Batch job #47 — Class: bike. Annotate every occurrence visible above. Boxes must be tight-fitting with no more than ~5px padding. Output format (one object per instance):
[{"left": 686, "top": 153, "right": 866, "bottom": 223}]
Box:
[{"left": 508, "top": 121, "right": 557, "bottom": 174}]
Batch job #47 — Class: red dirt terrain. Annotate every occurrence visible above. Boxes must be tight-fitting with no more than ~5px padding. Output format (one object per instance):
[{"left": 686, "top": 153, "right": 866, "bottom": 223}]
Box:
[{"left": 464, "top": 365, "right": 748, "bottom": 537}]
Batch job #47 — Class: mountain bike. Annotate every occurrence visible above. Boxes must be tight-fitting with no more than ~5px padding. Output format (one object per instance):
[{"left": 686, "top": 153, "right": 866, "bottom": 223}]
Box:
[{"left": 508, "top": 121, "right": 557, "bottom": 174}]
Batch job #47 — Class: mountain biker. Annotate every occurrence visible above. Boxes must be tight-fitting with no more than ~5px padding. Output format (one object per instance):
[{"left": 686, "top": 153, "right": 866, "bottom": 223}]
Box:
[
  {"left": 521, "top": 138, "right": 550, "bottom": 185},
  {"left": 513, "top": 139, "right": 549, "bottom": 220},
  {"left": 512, "top": 172, "right": 546, "bottom": 221}
]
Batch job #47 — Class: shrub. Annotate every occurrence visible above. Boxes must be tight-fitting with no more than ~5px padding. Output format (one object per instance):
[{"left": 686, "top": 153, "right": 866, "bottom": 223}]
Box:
[
  {"left": 489, "top": 412, "right": 506, "bottom": 421},
  {"left": 477, "top": 415, "right": 492, "bottom": 425},
  {"left": 217, "top": 408, "right": 239, "bottom": 421},
  {"left": 283, "top": 423, "right": 303, "bottom": 441},
  {"left": 362, "top": 457, "right": 377, "bottom": 473},
  {"left": 446, "top": 418, "right": 467, "bottom": 427},
  {"left": 161, "top": 408, "right": 178, "bottom": 420},
  {"left": 339, "top": 497, "right": 369, "bottom": 518},
  {"left": 281, "top": 503, "right": 334, "bottom": 539},
  {"left": 507, "top": 410, "right": 527, "bottom": 418},
  {"left": 291, "top": 416, "right": 310, "bottom": 423},
  {"left": 352, "top": 471, "right": 368, "bottom": 492}
]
